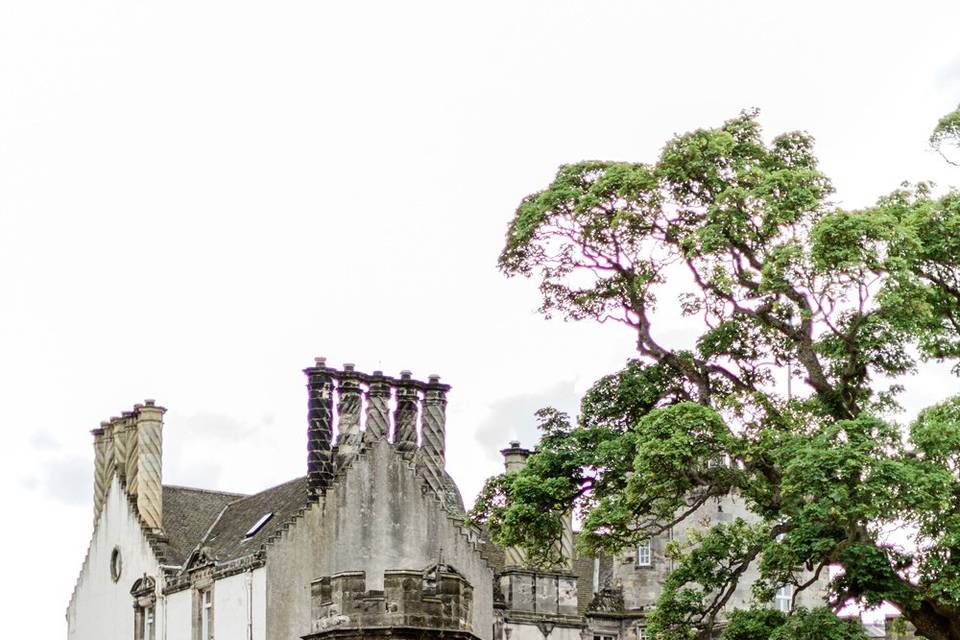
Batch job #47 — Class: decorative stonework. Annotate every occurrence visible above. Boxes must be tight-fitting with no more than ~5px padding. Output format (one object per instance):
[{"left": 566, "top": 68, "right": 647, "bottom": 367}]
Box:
[
  {"left": 419, "top": 375, "right": 449, "bottom": 496},
  {"left": 335, "top": 365, "right": 363, "bottom": 466},
  {"left": 587, "top": 587, "right": 625, "bottom": 613},
  {"left": 300, "top": 359, "right": 456, "bottom": 508},
  {"left": 306, "top": 358, "right": 335, "bottom": 499},
  {"left": 362, "top": 372, "right": 390, "bottom": 445},
  {"left": 393, "top": 371, "right": 419, "bottom": 452},
  {"left": 135, "top": 401, "right": 165, "bottom": 532},
  {"left": 305, "top": 566, "right": 476, "bottom": 640}
]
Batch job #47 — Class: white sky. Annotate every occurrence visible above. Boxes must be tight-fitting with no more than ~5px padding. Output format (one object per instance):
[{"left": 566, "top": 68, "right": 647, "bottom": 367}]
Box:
[{"left": 1, "top": 1, "right": 959, "bottom": 636}]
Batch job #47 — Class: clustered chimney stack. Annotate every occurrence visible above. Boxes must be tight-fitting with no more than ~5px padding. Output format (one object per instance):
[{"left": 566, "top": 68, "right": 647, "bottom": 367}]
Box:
[
  {"left": 90, "top": 401, "right": 165, "bottom": 532},
  {"left": 302, "top": 358, "right": 451, "bottom": 500}
]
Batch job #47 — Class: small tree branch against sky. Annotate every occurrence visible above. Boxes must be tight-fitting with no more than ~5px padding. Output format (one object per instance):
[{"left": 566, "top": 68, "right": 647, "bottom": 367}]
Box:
[
  {"left": 471, "top": 109, "right": 960, "bottom": 640},
  {"left": 931, "top": 104, "right": 960, "bottom": 167}
]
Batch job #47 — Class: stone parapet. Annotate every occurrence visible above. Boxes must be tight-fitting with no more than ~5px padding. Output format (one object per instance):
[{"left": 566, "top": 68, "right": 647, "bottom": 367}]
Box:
[{"left": 305, "top": 566, "right": 476, "bottom": 640}]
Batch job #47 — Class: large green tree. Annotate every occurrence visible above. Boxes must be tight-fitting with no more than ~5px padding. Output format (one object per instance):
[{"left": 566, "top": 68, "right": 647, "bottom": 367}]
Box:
[{"left": 472, "top": 110, "right": 960, "bottom": 640}]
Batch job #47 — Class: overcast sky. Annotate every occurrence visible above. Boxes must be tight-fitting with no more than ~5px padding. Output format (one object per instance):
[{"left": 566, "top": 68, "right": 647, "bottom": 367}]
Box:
[{"left": 1, "top": 1, "right": 959, "bottom": 636}]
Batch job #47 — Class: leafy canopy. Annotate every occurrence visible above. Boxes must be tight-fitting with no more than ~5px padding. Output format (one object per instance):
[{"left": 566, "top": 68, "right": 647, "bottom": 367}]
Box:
[{"left": 474, "top": 109, "right": 960, "bottom": 640}]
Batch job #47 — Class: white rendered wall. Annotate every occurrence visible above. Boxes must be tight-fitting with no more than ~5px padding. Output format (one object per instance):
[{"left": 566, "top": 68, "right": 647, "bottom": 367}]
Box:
[
  {"left": 66, "top": 476, "right": 164, "bottom": 640},
  {"left": 163, "top": 589, "right": 192, "bottom": 640},
  {"left": 505, "top": 623, "right": 581, "bottom": 640},
  {"left": 213, "top": 569, "right": 266, "bottom": 640}
]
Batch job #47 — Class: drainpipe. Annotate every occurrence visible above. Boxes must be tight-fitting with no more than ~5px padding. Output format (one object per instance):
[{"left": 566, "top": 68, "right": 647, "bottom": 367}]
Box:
[{"left": 246, "top": 570, "right": 253, "bottom": 640}]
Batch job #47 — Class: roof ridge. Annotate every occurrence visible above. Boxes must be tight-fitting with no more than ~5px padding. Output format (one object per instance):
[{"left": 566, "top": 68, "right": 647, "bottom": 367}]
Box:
[
  {"left": 222, "top": 476, "right": 306, "bottom": 506},
  {"left": 163, "top": 484, "right": 248, "bottom": 497}
]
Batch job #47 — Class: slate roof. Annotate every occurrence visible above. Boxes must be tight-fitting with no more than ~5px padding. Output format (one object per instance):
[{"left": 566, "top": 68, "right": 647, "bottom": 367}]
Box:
[
  {"left": 195, "top": 476, "right": 311, "bottom": 564},
  {"left": 157, "top": 485, "right": 246, "bottom": 567}
]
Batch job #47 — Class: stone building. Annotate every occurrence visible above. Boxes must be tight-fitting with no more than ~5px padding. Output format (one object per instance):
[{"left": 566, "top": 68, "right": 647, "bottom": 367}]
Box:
[{"left": 67, "top": 358, "right": 830, "bottom": 640}]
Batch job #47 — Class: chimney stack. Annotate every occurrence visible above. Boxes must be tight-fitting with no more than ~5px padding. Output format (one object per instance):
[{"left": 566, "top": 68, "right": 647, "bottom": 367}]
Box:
[
  {"left": 335, "top": 364, "right": 363, "bottom": 466},
  {"left": 123, "top": 410, "right": 139, "bottom": 497},
  {"left": 111, "top": 415, "right": 129, "bottom": 485},
  {"left": 500, "top": 441, "right": 531, "bottom": 472},
  {"left": 419, "top": 375, "right": 450, "bottom": 490},
  {"left": 362, "top": 371, "right": 390, "bottom": 445},
  {"left": 91, "top": 422, "right": 114, "bottom": 524},
  {"left": 134, "top": 400, "right": 164, "bottom": 532},
  {"left": 393, "top": 371, "right": 419, "bottom": 452},
  {"left": 305, "top": 357, "right": 335, "bottom": 499}
]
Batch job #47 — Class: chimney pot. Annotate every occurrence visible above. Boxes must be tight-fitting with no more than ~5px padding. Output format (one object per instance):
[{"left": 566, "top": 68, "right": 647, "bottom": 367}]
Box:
[
  {"left": 343, "top": 363, "right": 355, "bottom": 371},
  {"left": 428, "top": 374, "right": 440, "bottom": 383},
  {"left": 400, "top": 370, "right": 412, "bottom": 380},
  {"left": 314, "top": 356, "right": 326, "bottom": 367},
  {"left": 510, "top": 440, "right": 520, "bottom": 448},
  {"left": 372, "top": 370, "right": 383, "bottom": 377},
  {"left": 134, "top": 403, "right": 144, "bottom": 411},
  {"left": 144, "top": 399, "right": 156, "bottom": 407}
]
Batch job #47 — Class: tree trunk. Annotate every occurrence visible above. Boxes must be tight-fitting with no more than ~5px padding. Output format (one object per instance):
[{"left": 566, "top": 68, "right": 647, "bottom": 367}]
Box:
[{"left": 904, "top": 605, "right": 960, "bottom": 640}]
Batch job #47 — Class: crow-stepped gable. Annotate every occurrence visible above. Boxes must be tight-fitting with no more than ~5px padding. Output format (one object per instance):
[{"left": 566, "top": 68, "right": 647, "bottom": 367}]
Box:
[{"left": 66, "top": 357, "right": 843, "bottom": 640}]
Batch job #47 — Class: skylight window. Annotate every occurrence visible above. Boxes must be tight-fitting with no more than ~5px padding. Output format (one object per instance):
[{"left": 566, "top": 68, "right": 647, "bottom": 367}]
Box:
[{"left": 244, "top": 512, "right": 273, "bottom": 539}]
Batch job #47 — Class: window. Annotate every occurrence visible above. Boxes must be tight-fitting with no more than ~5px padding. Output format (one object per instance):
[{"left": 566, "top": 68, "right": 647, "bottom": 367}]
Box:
[
  {"left": 201, "top": 590, "right": 213, "bottom": 640},
  {"left": 136, "top": 605, "right": 155, "bottom": 640},
  {"left": 636, "top": 628, "right": 649, "bottom": 640},
  {"left": 243, "top": 512, "right": 273, "bottom": 539},
  {"left": 131, "top": 576, "right": 157, "bottom": 640},
  {"left": 110, "top": 547, "right": 123, "bottom": 582},
  {"left": 636, "top": 540, "right": 652, "bottom": 567},
  {"left": 774, "top": 584, "right": 793, "bottom": 612},
  {"left": 594, "top": 635, "right": 615, "bottom": 640}
]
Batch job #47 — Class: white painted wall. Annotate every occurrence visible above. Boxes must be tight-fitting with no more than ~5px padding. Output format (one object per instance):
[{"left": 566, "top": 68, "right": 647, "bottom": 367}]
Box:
[
  {"left": 163, "top": 589, "right": 192, "bottom": 640},
  {"left": 506, "top": 622, "right": 580, "bottom": 640},
  {"left": 66, "top": 476, "right": 164, "bottom": 640},
  {"left": 213, "top": 569, "right": 266, "bottom": 640}
]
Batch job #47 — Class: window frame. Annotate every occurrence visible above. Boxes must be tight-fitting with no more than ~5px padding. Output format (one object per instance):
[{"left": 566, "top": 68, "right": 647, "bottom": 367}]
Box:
[
  {"left": 774, "top": 584, "right": 793, "bottom": 613},
  {"left": 201, "top": 589, "right": 213, "bottom": 640},
  {"left": 635, "top": 539, "right": 652, "bottom": 568}
]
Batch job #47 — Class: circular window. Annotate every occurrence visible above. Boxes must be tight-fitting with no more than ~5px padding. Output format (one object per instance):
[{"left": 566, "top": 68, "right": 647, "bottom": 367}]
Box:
[{"left": 110, "top": 547, "right": 123, "bottom": 582}]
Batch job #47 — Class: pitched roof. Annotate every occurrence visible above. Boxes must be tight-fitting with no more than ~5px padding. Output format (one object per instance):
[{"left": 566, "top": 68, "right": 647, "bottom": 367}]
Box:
[
  {"left": 158, "top": 485, "right": 246, "bottom": 567},
  {"left": 196, "top": 476, "right": 310, "bottom": 564}
]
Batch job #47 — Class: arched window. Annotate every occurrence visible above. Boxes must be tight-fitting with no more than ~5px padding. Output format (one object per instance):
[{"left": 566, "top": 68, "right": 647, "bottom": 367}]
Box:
[{"left": 130, "top": 575, "right": 157, "bottom": 640}]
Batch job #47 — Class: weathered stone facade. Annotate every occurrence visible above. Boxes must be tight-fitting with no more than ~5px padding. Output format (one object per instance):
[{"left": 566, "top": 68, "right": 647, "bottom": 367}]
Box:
[{"left": 66, "top": 357, "right": 886, "bottom": 640}]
